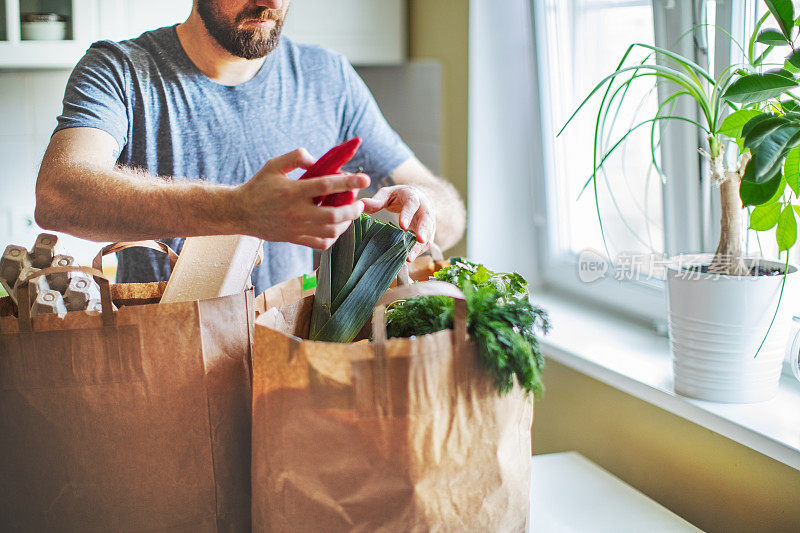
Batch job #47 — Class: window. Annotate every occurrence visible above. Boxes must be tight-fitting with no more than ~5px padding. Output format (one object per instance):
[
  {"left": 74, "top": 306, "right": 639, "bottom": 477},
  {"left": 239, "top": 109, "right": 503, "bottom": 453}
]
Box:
[
  {"left": 529, "top": 0, "right": 758, "bottom": 323},
  {"left": 538, "top": 0, "right": 665, "bottom": 261},
  {"left": 531, "top": 0, "right": 693, "bottom": 323}
]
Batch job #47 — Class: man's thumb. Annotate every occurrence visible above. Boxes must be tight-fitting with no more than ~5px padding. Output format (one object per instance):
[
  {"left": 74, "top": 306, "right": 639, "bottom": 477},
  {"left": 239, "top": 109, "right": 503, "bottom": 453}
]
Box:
[{"left": 361, "top": 188, "right": 391, "bottom": 213}]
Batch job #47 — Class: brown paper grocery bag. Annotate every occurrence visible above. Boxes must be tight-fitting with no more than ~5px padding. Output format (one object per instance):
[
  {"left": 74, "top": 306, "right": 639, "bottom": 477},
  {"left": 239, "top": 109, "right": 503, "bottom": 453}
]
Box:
[
  {"left": 252, "top": 279, "right": 532, "bottom": 532},
  {"left": 0, "top": 241, "right": 253, "bottom": 531}
]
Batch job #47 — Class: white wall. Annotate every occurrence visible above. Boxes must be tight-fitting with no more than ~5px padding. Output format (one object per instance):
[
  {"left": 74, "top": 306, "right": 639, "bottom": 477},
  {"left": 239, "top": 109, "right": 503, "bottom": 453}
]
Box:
[
  {"left": 0, "top": 69, "right": 100, "bottom": 262},
  {"left": 467, "top": 0, "right": 543, "bottom": 284},
  {"left": 356, "top": 62, "right": 442, "bottom": 176},
  {"left": 0, "top": 0, "right": 194, "bottom": 261}
]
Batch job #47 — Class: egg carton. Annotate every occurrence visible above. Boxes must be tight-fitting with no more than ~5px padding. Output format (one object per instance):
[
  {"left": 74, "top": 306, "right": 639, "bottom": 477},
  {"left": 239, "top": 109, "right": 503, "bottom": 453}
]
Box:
[{"left": 1, "top": 233, "right": 106, "bottom": 318}]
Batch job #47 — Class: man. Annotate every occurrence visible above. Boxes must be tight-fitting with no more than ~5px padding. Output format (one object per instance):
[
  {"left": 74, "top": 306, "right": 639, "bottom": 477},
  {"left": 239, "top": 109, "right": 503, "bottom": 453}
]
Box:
[{"left": 35, "top": 0, "right": 465, "bottom": 294}]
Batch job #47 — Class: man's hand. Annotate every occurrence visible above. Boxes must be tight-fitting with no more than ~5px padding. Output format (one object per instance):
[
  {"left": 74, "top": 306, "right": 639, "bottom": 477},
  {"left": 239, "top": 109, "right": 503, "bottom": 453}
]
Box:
[
  {"left": 237, "top": 148, "right": 370, "bottom": 249},
  {"left": 361, "top": 185, "right": 435, "bottom": 261}
]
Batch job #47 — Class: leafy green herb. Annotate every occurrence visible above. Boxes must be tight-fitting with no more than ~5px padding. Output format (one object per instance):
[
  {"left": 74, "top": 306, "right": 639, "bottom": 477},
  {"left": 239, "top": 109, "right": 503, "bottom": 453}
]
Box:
[
  {"left": 432, "top": 258, "right": 529, "bottom": 303},
  {"left": 383, "top": 259, "right": 550, "bottom": 397}
]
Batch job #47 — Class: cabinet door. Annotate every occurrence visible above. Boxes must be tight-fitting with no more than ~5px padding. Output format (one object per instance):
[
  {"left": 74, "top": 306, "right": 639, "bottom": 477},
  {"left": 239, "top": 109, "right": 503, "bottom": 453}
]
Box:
[
  {"left": 123, "top": 0, "right": 191, "bottom": 38},
  {"left": 0, "top": 0, "right": 404, "bottom": 68},
  {"left": 0, "top": 0, "right": 99, "bottom": 68},
  {"left": 98, "top": 0, "right": 191, "bottom": 41},
  {"left": 283, "top": 0, "right": 405, "bottom": 65}
]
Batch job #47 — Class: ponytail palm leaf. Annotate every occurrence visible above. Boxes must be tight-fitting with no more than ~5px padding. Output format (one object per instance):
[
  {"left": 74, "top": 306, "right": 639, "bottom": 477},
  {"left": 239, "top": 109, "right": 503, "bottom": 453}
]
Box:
[
  {"left": 560, "top": 1, "right": 800, "bottom": 358},
  {"left": 561, "top": 10, "right": 800, "bottom": 276}
]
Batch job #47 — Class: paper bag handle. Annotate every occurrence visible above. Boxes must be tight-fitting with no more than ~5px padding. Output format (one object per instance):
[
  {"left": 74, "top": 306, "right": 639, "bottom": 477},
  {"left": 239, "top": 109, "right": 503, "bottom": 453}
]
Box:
[
  {"left": 16, "top": 266, "right": 113, "bottom": 332},
  {"left": 372, "top": 280, "right": 467, "bottom": 350},
  {"left": 370, "top": 281, "right": 468, "bottom": 414},
  {"left": 396, "top": 263, "right": 412, "bottom": 286},
  {"left": 427, "top": 242, "right": 444, "bottom": 262},
  {"left": 395, "top": 241, "right": 443, "bottom": 287},
  {"left": 92, "top": 240, "right": 178, "bottom": 272}
]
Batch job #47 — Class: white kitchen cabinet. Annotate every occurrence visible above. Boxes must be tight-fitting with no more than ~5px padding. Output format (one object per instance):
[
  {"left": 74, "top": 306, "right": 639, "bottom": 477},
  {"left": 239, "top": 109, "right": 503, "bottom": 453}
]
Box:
[
  {"left": 0, "top": 0, "right": 405, "bottom": 69},
  {"left": 96, "top": 0, "right": 192, "bottom": 42},
  {"left": 0, "top": 0, "right": 191, "bottom": 68},
  {"left": 0, "top": 0, "right": 99, "bottom": 68},
  {"left": 283, "top": 0, "right": 406, "bottom": 65}
]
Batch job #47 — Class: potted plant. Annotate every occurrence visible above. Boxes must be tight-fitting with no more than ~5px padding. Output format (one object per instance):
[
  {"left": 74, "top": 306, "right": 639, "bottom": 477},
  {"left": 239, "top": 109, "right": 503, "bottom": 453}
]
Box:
[{"left": 563, "top": 1, "right": 800, "bottom": 403}]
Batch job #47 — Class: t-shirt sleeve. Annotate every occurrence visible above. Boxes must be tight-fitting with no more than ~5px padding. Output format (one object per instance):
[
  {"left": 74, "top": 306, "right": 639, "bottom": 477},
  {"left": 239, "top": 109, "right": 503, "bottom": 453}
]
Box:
[
  {"left": 338, "top": 57, "right": 413, "bottom": 182},
  {"left": 54, "top": 41, "right": 130, "bottom": 153}
]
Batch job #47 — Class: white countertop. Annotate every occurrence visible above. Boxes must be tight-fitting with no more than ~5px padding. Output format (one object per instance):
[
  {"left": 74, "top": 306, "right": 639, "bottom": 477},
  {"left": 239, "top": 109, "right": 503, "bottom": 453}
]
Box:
[{"left": 531, "top": 452, "right": 702, "bottom": 532}]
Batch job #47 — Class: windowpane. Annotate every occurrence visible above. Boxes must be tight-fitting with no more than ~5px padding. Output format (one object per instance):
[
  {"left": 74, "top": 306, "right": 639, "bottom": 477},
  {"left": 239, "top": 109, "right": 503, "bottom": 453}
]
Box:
[{"left": 539, "top": 0, "right": 664, "bottom": 260}]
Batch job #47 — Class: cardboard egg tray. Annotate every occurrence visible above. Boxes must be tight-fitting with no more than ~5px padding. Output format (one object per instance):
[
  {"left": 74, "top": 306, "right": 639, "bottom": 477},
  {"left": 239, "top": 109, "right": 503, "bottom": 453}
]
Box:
[{"left": 1, "top": 233, "right": 102, "bottom": 318}]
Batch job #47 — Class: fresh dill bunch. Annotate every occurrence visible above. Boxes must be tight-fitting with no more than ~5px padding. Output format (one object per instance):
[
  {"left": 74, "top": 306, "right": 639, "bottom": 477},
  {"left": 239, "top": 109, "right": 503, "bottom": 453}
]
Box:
[
  {"left": 383, "top": 261, "right": 550, "bottom": 397},
  {"left": 383, "top": 295, "right": 454, "bottom": 338},
  {"left": 463, "top": 282, "right": 549, "bottom": 397}
]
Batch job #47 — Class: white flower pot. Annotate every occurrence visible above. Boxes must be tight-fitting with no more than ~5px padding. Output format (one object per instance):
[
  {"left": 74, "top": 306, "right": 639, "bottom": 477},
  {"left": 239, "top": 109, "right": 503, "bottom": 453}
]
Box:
[{"left": 666, "top": 253, "right": 798, "bottom": 403}]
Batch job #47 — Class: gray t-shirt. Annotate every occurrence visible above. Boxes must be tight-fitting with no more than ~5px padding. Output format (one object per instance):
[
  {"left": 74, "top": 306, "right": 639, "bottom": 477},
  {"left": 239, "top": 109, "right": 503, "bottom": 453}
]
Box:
[{"left": 55, "top": 26, "right": 412, "bottom": 294}]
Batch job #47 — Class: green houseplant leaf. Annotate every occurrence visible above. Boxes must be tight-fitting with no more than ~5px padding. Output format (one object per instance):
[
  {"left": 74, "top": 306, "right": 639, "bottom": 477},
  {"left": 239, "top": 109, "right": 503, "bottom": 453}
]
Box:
[
  {"left": 787, "top": 48, "right": 800, "bottom": 68},
  {"left": 765, "top": 0, "right": 797, "bottom": 40},
  {"left": 741, "top": 168, "right": 783, "bottom": 205},
  {"left": 742, "top": 112, "right": 800, "bottom": 183},
  {"left": 768, "top": 176, "right": 789, "bottom": 204},
  {"left": 783, "top": 99, "right": 800, "bottom": 113},
  {"left": 784, "top": 59, "right": 800, "bottom": 73},
  {"left": 757, "top": 27, "right": 790, "bottom": 45},
  {"left": 718, "top": 110, "right": 764, "bottom": 138},
  {"left": 742, "top": 115, "right": 786, "bottom": 148},
  {"left": 723, "top": 71, "right": 799, "bottom": 104},
  {"left": 749, "top": 202, "right": 782, "bottom": 230},
  {"left": 783, "top": 146, "right": 800, "bottom": 194},
  {"left": 777, "top": 204, "right": 798, "bottom": 250},
  {"left": 750, "top": 124, "right": 800, "bottom": 182},
  {"left": 741, "top": 112, "right": 778, "bottom": 139}
]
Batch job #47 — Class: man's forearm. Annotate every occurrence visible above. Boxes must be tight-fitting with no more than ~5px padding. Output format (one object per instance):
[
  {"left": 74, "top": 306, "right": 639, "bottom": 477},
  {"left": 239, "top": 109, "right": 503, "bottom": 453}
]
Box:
[
  {"left": 410, "top": 177, "right": 466, "bottom": 251},
  {"left": 38, "top": 129, "right": 371, "bottom": 249},
  {"left": 36, "top": 160, "right": 242, "bottom": 242},
  {"left": 383, "top": 157, "right": 467, "bottom": 252}
]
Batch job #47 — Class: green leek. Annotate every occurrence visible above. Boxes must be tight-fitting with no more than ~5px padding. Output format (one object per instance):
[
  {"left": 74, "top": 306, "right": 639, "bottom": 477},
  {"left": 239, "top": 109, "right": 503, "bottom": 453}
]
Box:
[{"left": 309, "top": 214, "right": 415, "bottom": 343}]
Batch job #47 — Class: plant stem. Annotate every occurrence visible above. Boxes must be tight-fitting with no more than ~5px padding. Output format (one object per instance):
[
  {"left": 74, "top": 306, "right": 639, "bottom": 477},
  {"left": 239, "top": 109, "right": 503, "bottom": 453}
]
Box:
[{"left": 708, "top": 142, "right": 750, "bottom": 276}]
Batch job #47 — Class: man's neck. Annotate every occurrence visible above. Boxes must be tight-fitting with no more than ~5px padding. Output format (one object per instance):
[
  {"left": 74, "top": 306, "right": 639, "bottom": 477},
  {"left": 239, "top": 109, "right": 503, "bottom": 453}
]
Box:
[{"left": 176, "top": 10, "right": 266, "bottom": 86}]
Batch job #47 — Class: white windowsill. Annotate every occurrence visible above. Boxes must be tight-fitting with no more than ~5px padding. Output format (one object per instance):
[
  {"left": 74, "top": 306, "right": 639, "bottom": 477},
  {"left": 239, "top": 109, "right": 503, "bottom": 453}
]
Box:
[{"left": 536, "top": 289, "right": 800, "bottom": 471}]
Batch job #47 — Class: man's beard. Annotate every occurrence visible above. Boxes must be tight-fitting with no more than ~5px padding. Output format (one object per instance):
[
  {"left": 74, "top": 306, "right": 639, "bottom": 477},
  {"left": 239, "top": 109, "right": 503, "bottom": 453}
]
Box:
[{"left": 197, "top": 1, "right": 285, "bottom": 59}]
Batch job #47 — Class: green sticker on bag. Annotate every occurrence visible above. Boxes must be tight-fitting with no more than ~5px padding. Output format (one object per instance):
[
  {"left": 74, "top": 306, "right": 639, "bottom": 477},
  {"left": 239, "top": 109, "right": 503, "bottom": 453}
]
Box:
[{"left": 302, "top": 273, "right": 317, "bottom": 291}]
